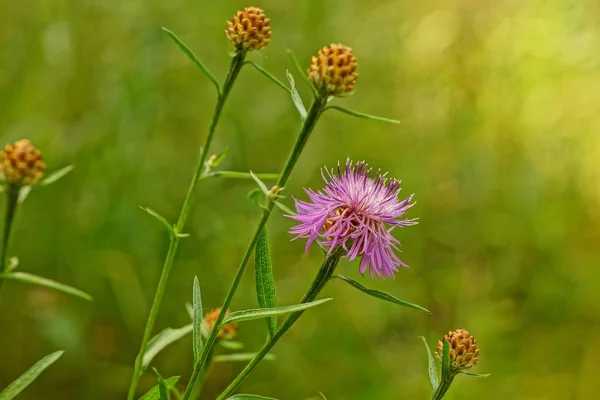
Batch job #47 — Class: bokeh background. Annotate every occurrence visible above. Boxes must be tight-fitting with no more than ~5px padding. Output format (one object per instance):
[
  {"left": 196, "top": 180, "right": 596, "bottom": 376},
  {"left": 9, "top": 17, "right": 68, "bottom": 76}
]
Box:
[{"left": 1, "top": 0, "right": 599, "bottom": 399}]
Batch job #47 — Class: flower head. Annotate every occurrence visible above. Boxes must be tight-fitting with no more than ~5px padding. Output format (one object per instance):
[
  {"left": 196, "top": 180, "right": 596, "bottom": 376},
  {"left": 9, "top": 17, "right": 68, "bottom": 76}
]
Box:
[
  {"left": 225, "top": 7, "right": 271, "bottom": 52},
  {"left": 203, "top": 307, "right": 238, "bottom": 340},
  {"left": 308, "top": 43, "right": 358, "bottom": 96},
  {"left": 0, "top": 139, "right": 45, "bottom": 187},
  {"left": 436, "top": 329, "right": 480, "bottom": 372},
  {"left": 288, "top": 160, "right": 417, "bottom": 279}
]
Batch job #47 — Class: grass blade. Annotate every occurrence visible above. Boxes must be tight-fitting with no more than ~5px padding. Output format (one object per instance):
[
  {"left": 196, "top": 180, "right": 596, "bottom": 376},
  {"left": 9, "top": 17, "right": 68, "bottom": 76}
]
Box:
[
  {"left": 0, "top": 350, "right": 63, "bottom": 400},
  {"left": 0, "top": 272, "right": 92, "bottom": 301}
]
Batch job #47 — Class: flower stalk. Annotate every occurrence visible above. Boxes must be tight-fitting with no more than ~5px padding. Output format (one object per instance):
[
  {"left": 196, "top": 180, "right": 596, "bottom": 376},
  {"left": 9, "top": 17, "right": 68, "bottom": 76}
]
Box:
[{"left": 126, "top": 50, "right": 247, "bottom": 400}]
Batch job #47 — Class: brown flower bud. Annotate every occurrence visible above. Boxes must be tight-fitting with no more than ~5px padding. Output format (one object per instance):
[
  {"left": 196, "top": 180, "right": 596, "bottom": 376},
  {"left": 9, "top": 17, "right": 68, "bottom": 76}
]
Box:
[
  {"left": 203, "top": 307, "right": 238, "bottom": 340},
  {"left": 0, "top": 139, "right": 45, "bottom": 187},
  {"left": 436, "top": 329, "right": 480, "bottom": 372},
  {"left": 225, "top": 7, "right": 271, "bottom": 51},
  {"left": 308, "top": 43, "right": 358, "bottom": 96}
]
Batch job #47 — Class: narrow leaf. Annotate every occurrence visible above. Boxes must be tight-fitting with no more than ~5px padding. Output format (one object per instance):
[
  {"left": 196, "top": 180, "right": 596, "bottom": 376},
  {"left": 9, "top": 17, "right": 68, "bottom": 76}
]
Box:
[
  {"left": 17, "top": 186, "right": 31, "bottom": 204},
  {"left": 286, "top": 49, "right": 316, "bottom": 94},
  {"left": 247, "top": 188, "right": 264, "bottom": 208},
  {"left": 249, "top": 171, "right": 270, "bottom": 194},
  {"left": 162, "top": 27, "right": 220, "bottom": 93},
  {"left": 318, "top": 393, "right": 328, "bottom": 400},
  {"left": 210, "top": 147, "right": 230, "bottom": 168},
  {"left": 192, "top": 276, "right": 203, "bottom": 364},
  {"left": 325, "top": 105, "right": 400, "bottom": 124},
  {"left": 213, "top": 352, "right": 276, "bottom": 363},
  {"left": 139, "top": 376, "right": 180, "bottom": 400},
  {"left": 419, "top": 336, "right": 439, "bottom": 391},
  {"left": 441, "top": 340, "right": 451, "bottom": 379},
  {"left": 208, "top": 171, "right": 279, "bottom": 181},
  {"left": 153, "top": 369, "right": 170, "bottom": 400},
  {"left": 0, "top": 350, "right": 63, "bottom": 400},
  {"left": 332, "top": 275, "right": 428, "bottom": 312},
  {"left": 0, "top": 272, "right": 92, "bottom": 301},
  {"left": 227, "top": 395, "right": 278, "bottom": 400},
  {"left": 246, "top": 61, "right": 291, "bottom": 94},
  {"left": 41, "top": 165, "right": 74, "bottom": 186},
  {"left": 139, "top": 206, "right": 175, "bottom": 236},
  {"left": 460, "top": 371, "right": 491, "bottom": 378},
  {"left": 274, "top": 200, "right": 295, "bottom": 216},
  {"left": 286, "top": 69, "right": 307, "bottom": 120},
  {"left": 221, "top": 298, "right": 332, "bottom": 326},
  {"left": 219, "top": 340, "right": 245, "bottom": 350},
  {"left": 254, "top": 228, "right": 278, "bottom": 337},
  {"left": 142, "top": 324, "right": 193, "bottom": 370}
]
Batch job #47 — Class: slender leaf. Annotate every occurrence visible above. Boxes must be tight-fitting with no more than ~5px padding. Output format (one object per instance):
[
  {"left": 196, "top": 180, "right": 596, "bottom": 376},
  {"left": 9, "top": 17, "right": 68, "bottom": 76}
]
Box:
[
  {"left": 209, "top": 147, "right": 230, "bottom": 168},
  {"left": 254, "top": 228, "right": 278, "bottom": 337},
  {"left": 286, "top": 49, "right": 316, "bottom": 94},
  {"left": 245, "top": 61, "right": 291, "bottom": 94},
  {"left": 318, "top": 393, "right": 328, "bottom": 400},
  {"left": 247, "top": 188, "right": 264, "bottom": 208},
  {"left": 286, "top": 69, "right": 307, "bottom": 120},
  {"left": 441, "top": 340, "right": 451, "bottom": 379},
  {"left": 332, "top": 275, "right": 428, "bottom": 312},
  {"left": 17, "top": 186, "right": 31, "bottom": 204},
  {"left": 162, "top": 27, "right": 220, "bottom": 93},
  {"left": 208, "top": 171, "right": 279, "bottom": 181},
  {"left": 192, "top": 276, "right": 203, "bottom": 364},
  {"left": 139, "top": 206, "right": 175, "bottom": 236},
  {"left": 0, "top": 350, "right": 63, "bottom": 400},
  {"left": 142, "top": 324, "right": 193, "bottom": 370},
  {"left": 419, "top": 336, "right": 439, "bottom": 391},
  {"left": 213, "top": 352, "right": 276, "bottom": 363},
  {"left": 274, "top": 200, "right": 295, "bottom": 215},
  {"left": 221, "top": 298, "right": 332, "bottom": 326},
  {"left": 0, "top": 272, "right": 92, "bottom": 301},
  {"left": 219, "top": 340, "right": 244, "bottom": 350},
  {"left": 325, "top": 105, "right": 400, "bottom": 124},
  {"left": 460, "top": 371, "right": 491, "bottom": 378},
  {"left": 172, "top": 386, "right": 183, "bottom": 400},
  {"left": 139, "top": 376, "right": 180, "bottom": 400},
  {"left": 227, "top": 395, "right": 278, "bottom": 400},
  {"left": 249, "top": 171, "right": 270, "bottom": 194},
  {"left": 152, "top": 369, "right": 170, "bottom": 400},
  {"left": 41, "top": 165, "right": 74, "bottom": 186}
]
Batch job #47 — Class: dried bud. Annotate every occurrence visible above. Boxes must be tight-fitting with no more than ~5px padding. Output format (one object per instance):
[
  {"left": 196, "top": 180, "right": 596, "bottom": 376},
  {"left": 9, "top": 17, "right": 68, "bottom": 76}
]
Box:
[
  {"left": 308, "top": 43, "right": 358, "bottom": 96},
  {"left": 436, "top": 329, "right": 480, "bottom": 372},
  {"left": 225, "top": 7, "right": 271, "bottom": 51},
  {"left": 0, "top": 139, "right": 45, "bottom": 187},
  {"left": 203, "top": 307, "right": 238, "bottom": 340}
]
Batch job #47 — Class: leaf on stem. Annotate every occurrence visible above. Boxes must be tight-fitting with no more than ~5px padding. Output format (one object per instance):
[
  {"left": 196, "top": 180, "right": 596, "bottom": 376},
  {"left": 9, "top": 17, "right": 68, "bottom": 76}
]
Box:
[
  {"left": 221, "top": 298, "right": 332, "bottom": 326},
  {"left": 247, "top": 188, "right": 264, "bottom": 208},
  {"left": 254, "top": 227, "right": 278, "bottom": 337},
  {"left": 209, "top": 147, "right": 230, "bottom": 169},
  {"left": 286, "top": 49, "right": 316, "bottom": 95},
  {"left": 139, "top": 376, "right": 180, "bottom": 400},
  {"left": 192, "top": 276, "right": 203, "bottom": 364},
  {"left": 325, "top": 105, "right": 400, "bottom": 124},
  {"left": 142, "top": 324, "right": 193, "bottom": 370},
  {"left": 0, "top": 350, "right": 63, "bottom": 400},
  {"left": 161, "top": 27, "right": 220, "bottom": 93},
  {"left": 419, "top": 336, "right": 439, "bottom": 391},
  {"left": 152, "top": 368, "right": 170, "bottom": 400},
  {"left": 249, "top": 171, "right": 270, "bottom": 194},
  {"left": 0, "top": 272, "right": 92, "bottom": 301},
  {"left": 139, "top": 206, "right": 176, "bottom": 237},
  {"left": 331, "top": 275, "right": 428, "bottom": 312},
  {"left": 213, "top": 352, "right": 276, "bottom": 363},
  {"left": 286, "top": 69, "right": 307, "bottom": 120},
  {"left": 245, "top": 61, "right": 291, "bottom": 94},
  {"left": 460, "top": 371, "right": 491, "bottom": 378},
  {"left": 208, "top": 171, "right": 279, "bottom": 181},
  {"left": 227, "top": 395, "right": 278, "bottom": 400},
  {"left": 441, "top": 340, "right": 451, "bottom": 379},
  {"left": 274, "top": 200, "right": 295, "bottom": 216},
  {"left": 17, "top": 186, "right": 31, "bottom": 204},
  {"left": 40, "top": 165, "right": 74, "bottom": 186}
]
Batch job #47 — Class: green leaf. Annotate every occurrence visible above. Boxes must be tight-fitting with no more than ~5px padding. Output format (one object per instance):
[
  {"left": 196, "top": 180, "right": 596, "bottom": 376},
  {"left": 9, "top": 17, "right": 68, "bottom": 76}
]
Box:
[
  {"left": 192, "top": 276, "right": 203, "bottom": 364},
  {"left": 0, "top": 272, "right": 92, "bottom": 301},
  {"left": 460, "top": 371, "right": 491, "bottom": 378},
  {"left": 247, "top": 188, "right": 264, "bottom": 208},
  {"left": 152, "top": 368, "right": 170, "bottom": 400},
  {"left": 249, "top": 171, "right": 270, "bottom": 194},
  {"left": 139, "top": 376, "right": 180, "bottom": 400},
  {"left": 286, "top": 69, "right": 307, "bottom": 120},
  {"left": 17, "top": 186, "right": 31, "bottom": 204},
  {"left": 0, "top": 350, "right": 63, "bottom": 400},
  {"left": 331, "top": 275, "right": 428, "bottom": 312},
  {"left": 41, "top": 165, "right": 74, "bottom": 186},
  {"left": 221, "top": 298, "right": 332, "bottom": 326},
  {"left": 142, "top": 324, "right": 193, "bottom": 370},
  {"left": 139, "top": 206, "right": 176, "bottom": 237},
  {"left": 209, "top": 147, "right": 230, "bottom": 168},
  {"left": 441, "top": 340, "right": 451, "bottom": 379},
  {"left": 245, "top": 61, "right": 291, "bottom": 94},
  {"left": 419, "top": 336, "right": 439, "bottom": 391},
  {"left": 274, "top": 200, "right": 295, "bottom": 215},
  {"left": 318, "top": 393, "right": 328, "bottom": 400},
  {"left": 325, "top": 105, "right": 400, "bottom": 124},
  {"left": 286, "top": 49, "right": 316, "bottom": 95},
  {"left": 219, "top": 340, "right": 245, "bottom": 350},
  {"left": 254, "top": 228, "right": 278, "bottom": 337},
  {"left": 207, "top": 171, "right": 279, "bottom": 181},
  {"left": 161, "top": 27, "right": 220, "bottom": 93},
  {"left": 213, "top": 352, "right": 276, "bottom": 363},
  {"left": 227, "top": 395, "right": 278, "bottom": 400}
]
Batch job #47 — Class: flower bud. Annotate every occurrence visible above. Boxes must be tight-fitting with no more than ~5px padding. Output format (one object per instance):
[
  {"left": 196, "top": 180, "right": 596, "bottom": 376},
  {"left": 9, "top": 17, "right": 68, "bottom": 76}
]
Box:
[
  {"left": 436, "top": 329, "right": 480, "bottom": 372},
  {"left": 203, "top": 307, "right": 238, "bottom": 340},
  {"left": 308, "top": 43, "right": 358, "bottom": 96},
  {"left": 0, "top": 139, "right": 45, "bottom": 187},
  {"left": 225, "top": 7, "right": 271, "bottom": 51}
]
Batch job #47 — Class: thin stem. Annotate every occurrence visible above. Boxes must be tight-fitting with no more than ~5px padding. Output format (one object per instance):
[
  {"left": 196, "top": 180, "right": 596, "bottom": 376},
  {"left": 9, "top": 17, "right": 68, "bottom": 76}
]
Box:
[
  {"left": 431, "top": 374, "right": 455, "bottom": 400},
  {"left": 181, "top": 95, "right": 329, "bottom": 400},
  {"left": 216, "top": 248, "right": 344, "bottom": 399},
  {"left": 126, "top": 51, "right": 247, "bottom": 400},
  {"left": 0, "top": 186, "right": 20, "bottom": 297}
]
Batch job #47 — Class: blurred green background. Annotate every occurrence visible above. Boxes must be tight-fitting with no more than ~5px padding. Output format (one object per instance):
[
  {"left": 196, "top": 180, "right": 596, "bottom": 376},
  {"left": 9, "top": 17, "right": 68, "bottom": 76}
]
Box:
[{"left": 1, "top": 0, "right": 599, "bottom": 398}]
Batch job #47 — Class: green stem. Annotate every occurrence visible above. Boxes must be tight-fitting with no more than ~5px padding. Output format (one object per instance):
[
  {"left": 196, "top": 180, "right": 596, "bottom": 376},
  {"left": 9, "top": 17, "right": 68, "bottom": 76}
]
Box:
[
  {"left": 181, "top": 95, "right": 329, "bottom": 400},
  {"left": 0, "top": 186, "right": 20, "bottom": 297},
  {"left": 431, "top": 374, "right": 455, "bottom": 400},
  {"left": 216, "top": 248, "right": 344, "bottom": 399},
  {"left": 126, "top": 51, "right": 246, "bottom": 400}
]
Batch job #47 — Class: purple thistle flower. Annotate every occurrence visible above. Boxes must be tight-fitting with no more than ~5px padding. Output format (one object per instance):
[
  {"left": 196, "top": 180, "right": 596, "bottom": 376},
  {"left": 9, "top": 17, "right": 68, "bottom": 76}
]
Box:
[{"left": 288, "top": 160, "right": 418, "bottom": 279}]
